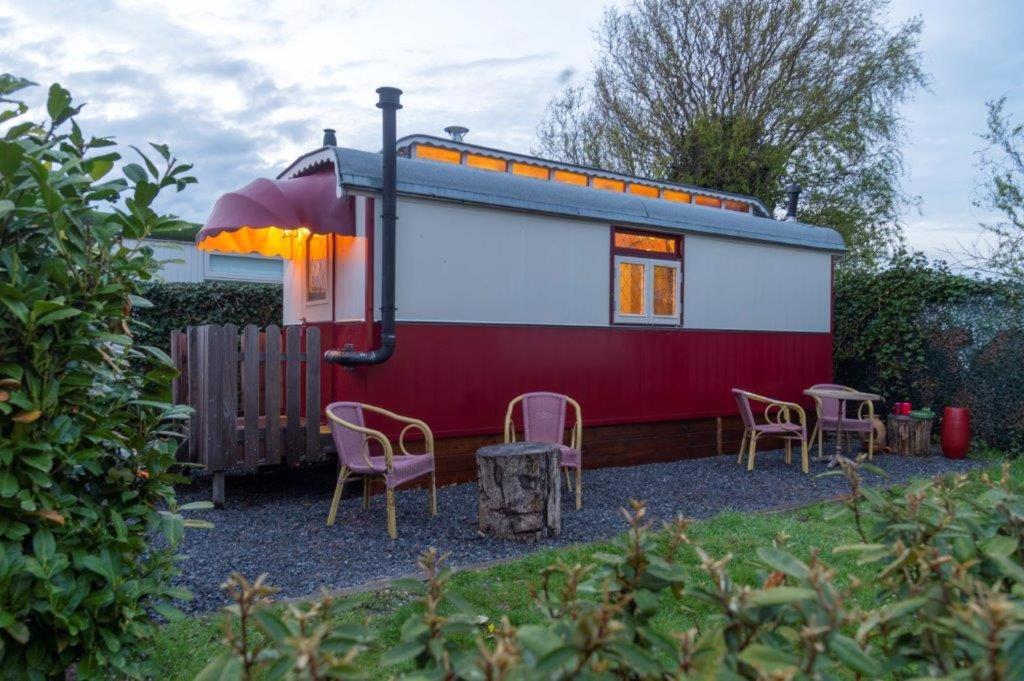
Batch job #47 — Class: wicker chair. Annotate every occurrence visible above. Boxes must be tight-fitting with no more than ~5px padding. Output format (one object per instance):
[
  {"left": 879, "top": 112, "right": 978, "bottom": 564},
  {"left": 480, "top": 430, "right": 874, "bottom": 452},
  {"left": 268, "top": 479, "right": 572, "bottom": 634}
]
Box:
[
  {"left": 325, "top": 402, "right": 437, "bottom": 539},
  {"left": 504, "top": 392, "right": 583, "bottom": 509},
  {"left": 807, "top": 383, "right": 876, "bottom": 460},
  {"left": 732, "top": 389, "right": 809, "bottom": 473}
]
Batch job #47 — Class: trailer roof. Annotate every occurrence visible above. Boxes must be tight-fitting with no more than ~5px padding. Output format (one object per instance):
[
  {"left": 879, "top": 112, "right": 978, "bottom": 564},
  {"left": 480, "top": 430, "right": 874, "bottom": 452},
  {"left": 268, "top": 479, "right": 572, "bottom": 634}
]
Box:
[
  {"left": 393, "top": 134, "right": 773, "bottom": 218},
  {"left": 281, "top": 146, "right": 846, "bottom": 253}
]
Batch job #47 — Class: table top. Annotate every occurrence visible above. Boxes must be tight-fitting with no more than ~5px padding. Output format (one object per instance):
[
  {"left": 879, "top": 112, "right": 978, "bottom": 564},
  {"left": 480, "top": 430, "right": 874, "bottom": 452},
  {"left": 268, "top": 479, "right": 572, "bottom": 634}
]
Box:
[
  {"left": 476, "top": 441, "right": 559, "bottom": 459},
  {"left": 804, "top": 388, "right": 881, "bottom": 402}
]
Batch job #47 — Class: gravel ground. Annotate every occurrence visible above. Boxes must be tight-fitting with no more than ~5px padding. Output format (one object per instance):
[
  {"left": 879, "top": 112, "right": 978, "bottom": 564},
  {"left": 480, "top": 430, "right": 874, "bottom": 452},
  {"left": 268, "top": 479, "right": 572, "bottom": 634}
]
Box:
[{"left": 174, "top": 451, "right": 983, "bottom": 613}]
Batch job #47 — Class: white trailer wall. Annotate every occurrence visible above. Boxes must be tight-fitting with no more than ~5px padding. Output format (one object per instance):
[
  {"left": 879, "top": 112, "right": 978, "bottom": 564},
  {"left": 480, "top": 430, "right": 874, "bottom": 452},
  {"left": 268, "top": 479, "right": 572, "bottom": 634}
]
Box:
[
  {"left": 284, "top": 195, "right": 833, "bottom": 333},
  {"left": 129, "top": 239, "right": 283, "bottom": 284},
  {"left": 682, "top": 234, "right": 831, "bottom": 332},
  {"left": 382, "top": 197, "right": 610, "bottom": 326}
]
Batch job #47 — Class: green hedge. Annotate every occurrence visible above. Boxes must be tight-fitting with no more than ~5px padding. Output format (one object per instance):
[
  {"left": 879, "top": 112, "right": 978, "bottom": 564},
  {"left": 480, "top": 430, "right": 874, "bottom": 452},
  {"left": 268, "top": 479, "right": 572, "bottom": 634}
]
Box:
[
  {"left": 834, "top": 250, "right": 1024, "bottom": 451},
  {"left": 134, "top": 281, "right": 282, "bottom": 349}
]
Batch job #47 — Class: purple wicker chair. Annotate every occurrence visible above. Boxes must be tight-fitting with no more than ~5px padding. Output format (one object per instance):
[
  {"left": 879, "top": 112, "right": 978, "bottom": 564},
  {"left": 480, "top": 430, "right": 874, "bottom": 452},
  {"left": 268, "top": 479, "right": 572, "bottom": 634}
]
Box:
[
  {"left": 732, "top": 388, "right": 809, "bottom": 473},
  {"left": 504, "top": 392, "right": 583, "bottom": 509},
  {"left": 807, "top": 383, "right": 876, "bottom": 460},
  {"left": 325, "top": 401, "right": 437, "bottom": 539}
]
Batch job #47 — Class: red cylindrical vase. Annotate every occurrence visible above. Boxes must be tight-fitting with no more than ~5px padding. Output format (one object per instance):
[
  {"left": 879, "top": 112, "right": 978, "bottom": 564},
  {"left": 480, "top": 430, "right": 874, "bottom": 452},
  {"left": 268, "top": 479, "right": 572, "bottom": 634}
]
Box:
[{"left": 941, "top": 407, "right": 970, "bottom": 459}]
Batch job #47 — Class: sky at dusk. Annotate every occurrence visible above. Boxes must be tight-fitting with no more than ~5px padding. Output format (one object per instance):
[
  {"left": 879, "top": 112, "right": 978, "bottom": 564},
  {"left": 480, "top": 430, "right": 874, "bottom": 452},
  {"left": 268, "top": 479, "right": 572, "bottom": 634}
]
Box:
[{"left": 2, "top": 0, "right": 1022, "bottom": 262}]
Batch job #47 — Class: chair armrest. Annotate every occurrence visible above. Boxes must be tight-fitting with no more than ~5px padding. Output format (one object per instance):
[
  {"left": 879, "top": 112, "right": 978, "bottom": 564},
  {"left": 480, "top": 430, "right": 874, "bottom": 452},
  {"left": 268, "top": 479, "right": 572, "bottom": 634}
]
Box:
[
  {"left": 745, "top": 392, "right": 807, "bottom": 429},
  {"left": 359, "top": 404, "right": 434, "bottom": 456},
  {"left": 566, "top": 396, "right": 583, "bottom": 451},
  {"left": 504, "top": 395, "right": 525, "bottom": 444},
  {"left": 397, "top": 422, "right": 433, "bottom": 456},
  {"left": 325, "top": 408, "right": 394, "bottom": 470}
]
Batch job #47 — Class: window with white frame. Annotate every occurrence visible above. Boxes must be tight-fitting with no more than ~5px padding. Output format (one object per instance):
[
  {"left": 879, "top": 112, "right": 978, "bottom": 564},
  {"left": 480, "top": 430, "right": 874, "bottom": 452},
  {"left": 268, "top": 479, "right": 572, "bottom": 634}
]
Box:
[{"left": 612, "top": 228, "right": 682, "bottom": 325}]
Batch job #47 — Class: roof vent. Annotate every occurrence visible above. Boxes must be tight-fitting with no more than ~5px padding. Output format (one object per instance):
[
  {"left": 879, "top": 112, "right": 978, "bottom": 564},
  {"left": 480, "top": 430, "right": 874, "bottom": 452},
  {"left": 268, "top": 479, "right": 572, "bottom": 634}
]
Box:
[
  {"left": 322, "top": 128, "right": 337, "bottom": 146},
  {"left": 444, "top": 125, "right": 468, "bottom": 142},
  {"left": 784, "top": 183, "right": 801, "bottom": 221}
]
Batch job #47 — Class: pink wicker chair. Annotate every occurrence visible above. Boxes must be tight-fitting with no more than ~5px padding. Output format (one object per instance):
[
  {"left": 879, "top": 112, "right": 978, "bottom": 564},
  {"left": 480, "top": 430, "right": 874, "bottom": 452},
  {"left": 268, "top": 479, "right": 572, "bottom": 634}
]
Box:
[
  {"left": 504, "top": 392, "right": 583, "bottom": 509},
  {"left": 325, "top": 401, "right": 437, "bottom": 539},
  {"left": 807, "top": 383, "right": 876, "bottom": 460},
  {"left": 732, "top": 389, "right": 809, "bottom": 473}
]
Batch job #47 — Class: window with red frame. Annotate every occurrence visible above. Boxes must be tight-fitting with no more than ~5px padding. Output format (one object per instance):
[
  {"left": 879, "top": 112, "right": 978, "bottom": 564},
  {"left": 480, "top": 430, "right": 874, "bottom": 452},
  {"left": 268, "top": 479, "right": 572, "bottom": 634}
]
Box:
[{"left": 612, "top": 228, "right": 681, "bottom": 325}]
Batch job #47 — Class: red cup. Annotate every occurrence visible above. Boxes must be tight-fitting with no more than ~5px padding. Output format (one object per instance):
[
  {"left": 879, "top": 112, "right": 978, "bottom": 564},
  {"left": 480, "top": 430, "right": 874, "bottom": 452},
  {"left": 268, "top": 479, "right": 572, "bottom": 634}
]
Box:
[
  {"left": 901, "top": 402, "right": 912, "bottom": 416},
  {"left": 941, "top": 407, "right": 970, "bottom": 459}
]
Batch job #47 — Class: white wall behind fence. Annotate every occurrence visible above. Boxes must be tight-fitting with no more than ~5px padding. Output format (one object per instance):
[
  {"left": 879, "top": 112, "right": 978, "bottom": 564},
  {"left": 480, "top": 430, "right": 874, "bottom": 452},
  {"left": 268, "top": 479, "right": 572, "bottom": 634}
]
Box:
[
  {"left": 129, "top": 239, "right": 283, "bottom": 284},
  {"left": 682, "top": 235, "right": 831, "bottom": 332},
  {"left": 389, "top": 197, "right": 610, "bottom": 326}
]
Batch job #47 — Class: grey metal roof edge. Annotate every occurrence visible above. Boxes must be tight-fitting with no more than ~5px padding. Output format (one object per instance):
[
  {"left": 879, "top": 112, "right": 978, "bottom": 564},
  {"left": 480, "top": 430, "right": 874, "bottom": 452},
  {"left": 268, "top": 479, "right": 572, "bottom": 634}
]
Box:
[
  {"left": 397, "top": 133, "right": 773, "bottom": 217},
  {"left": 332, "top": 147, "right": 845, "bottom": 253},
  {"left": 278, "top": 148, "right": 335, "bottom": 180}
]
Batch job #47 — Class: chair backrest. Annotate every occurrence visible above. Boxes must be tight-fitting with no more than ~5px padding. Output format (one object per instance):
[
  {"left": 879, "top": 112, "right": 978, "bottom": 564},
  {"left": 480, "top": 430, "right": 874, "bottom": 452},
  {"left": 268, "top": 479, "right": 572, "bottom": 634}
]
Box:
[
  {"left": 810, "top": 383, "right": 852, "bottom": 420},
  {"left": 731, "top": 389, "right": 756, "bottom": 429},
  {"left": 521, "top": 392, "right": 568, "bottom": 446},
  {"left": 326, "top": 402, "right": 368, "bottom": 469}
]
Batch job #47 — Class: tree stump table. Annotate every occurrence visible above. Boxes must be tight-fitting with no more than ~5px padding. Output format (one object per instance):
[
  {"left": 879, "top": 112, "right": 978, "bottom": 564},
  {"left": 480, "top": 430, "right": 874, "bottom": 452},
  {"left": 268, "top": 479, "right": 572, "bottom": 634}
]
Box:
[
  {"left": 887, "top": 415, "right": 934, "bottom": 456},
  {"left": 476, "top": 442, "right": 561, "bottom": 541}
]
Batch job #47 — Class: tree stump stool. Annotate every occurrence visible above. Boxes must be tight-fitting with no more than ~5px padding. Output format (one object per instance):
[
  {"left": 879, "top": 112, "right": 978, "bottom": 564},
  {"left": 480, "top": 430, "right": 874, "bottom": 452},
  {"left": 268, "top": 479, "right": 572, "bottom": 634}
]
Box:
[
  {"left": 476, "top": 442, "right": 561, "bottom": 541},
  {"left": 886, "top": 415, "right": 934, "bottom": 456}
]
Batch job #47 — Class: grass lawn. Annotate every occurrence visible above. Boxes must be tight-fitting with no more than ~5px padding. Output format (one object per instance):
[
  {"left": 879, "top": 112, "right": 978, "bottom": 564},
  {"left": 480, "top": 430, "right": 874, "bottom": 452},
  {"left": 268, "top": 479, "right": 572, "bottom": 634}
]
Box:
[{"left": 147, "top": 455, "right": 1015, "bottom": 679}]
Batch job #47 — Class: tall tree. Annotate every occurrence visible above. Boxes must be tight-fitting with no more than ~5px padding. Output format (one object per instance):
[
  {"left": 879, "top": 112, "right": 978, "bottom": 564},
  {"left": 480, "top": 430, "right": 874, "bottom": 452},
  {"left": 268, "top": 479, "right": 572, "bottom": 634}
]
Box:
[
  {"left": 965, "top": 97, "right": 1024, "bottom": 283},
  {"left": 537, "top": 0, "right": 926, "bottom": 267}
]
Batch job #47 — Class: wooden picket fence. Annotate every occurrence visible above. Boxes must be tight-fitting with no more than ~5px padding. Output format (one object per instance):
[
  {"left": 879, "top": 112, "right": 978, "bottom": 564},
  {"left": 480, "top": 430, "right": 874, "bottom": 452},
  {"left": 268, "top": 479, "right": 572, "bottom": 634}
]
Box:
[{"left": 170, "top": 323, "right": 324, "bottom": 506}]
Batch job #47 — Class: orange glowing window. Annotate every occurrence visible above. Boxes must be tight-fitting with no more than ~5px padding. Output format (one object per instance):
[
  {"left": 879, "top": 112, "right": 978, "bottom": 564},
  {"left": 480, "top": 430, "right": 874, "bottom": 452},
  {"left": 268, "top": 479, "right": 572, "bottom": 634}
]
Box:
[
  {"left": 592, "top": 177, "right": 625, "bottom": 192},
  {"left": 662, "top": 189, "right": 691, "bottom": 203},
  {"left": 617, "top": 262, "right": 645, "bottom": 316},
  {"left": 415, "top": 144, "right": 461, "bottom": 164},
  {"left": 614, "top": 230, "right": 678, "bottom": 255},
  {"left": 466, "top": 154, "right": 506, "bottom": 172},
  {"left": 694, "top": 195, "right": 723, "bottom": 208},
  {"left": 629, "top": 183, "right": 659, "bottom": 198},
  {"left": 553, "top": 169, "right": 588, "bottom": 186},
  {"left": 723, "top": 199, "right": 749, "bottom": 212},
  {"left": 511, "top": 162, "right": 549, "bottom": 180}
]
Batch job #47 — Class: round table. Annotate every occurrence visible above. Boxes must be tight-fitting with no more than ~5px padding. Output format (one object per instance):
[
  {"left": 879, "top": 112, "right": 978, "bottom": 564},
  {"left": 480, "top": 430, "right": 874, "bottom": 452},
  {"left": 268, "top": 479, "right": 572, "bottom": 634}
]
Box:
[{"left": 803, "top": 388, "right": 881, "bottom": 466}]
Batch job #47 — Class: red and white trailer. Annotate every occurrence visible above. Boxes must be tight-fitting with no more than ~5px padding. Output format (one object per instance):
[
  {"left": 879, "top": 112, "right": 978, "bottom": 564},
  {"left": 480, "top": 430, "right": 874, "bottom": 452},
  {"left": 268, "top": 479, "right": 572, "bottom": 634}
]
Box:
[{"left": 197, "top": 88, "right": 844, "bottom": 482}]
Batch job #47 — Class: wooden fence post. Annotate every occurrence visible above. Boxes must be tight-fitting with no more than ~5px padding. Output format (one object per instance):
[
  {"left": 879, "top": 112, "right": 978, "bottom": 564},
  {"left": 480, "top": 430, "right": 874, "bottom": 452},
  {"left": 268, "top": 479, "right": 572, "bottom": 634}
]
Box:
[
  {"left": 285, "top": 325, "right": 302, "bottom": 462},
  {"left": 199, "top": 325, "right": 226, "bottom": 508},
  {"left": 265, "top": 325, "right": 282, "bottom": 466},
  {"left": 186, "top": 326, "right": 200, "bottom": 464},
  {"left": 221, "top": 324, "right": 239, "bottom": 470},
  {"left": 241, "top": 324, "right": 260, "bottom": 468},
  {"left": 305, "top": 326, "right": 321, "bottom": 461}
]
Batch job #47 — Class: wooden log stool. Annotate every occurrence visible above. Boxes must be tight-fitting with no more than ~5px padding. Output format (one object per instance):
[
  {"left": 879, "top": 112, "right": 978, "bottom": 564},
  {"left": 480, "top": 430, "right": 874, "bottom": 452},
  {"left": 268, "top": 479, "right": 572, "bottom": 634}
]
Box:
[
  {"left": 886, "top": 415, "right": 934, "bottom": 456},
  {"left": 476, "top": 442, "right": 561, "bottom": 541}
]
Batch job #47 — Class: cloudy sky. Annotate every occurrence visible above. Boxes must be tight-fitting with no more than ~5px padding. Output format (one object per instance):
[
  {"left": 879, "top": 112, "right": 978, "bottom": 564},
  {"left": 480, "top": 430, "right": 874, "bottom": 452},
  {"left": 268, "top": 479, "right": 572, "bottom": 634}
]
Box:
[{"left": 1, "top": 0, "right": 1021, "bottom": 262}]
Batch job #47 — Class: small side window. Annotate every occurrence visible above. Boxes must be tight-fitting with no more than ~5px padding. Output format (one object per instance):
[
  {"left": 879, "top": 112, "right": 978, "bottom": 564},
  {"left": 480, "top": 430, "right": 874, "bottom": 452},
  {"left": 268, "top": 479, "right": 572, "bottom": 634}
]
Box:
[{"left": 612, "top": 229, "right": 681, "bottom": 325}]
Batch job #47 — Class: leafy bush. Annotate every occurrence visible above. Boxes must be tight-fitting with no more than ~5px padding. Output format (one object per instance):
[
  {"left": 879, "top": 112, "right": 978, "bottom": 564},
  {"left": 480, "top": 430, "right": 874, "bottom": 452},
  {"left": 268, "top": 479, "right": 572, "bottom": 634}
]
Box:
[
  {"left": 202, "top": 460, "right": 1024, "bottom": 679},
  {"left": 133, "top": 281, "right": 281, "bottom": 350},
  {"left": 0, "top": 75, "right": 208, "bottom": 677},
  {"left": 835, "top": 249, "right": 1024, "bottom": 450}
]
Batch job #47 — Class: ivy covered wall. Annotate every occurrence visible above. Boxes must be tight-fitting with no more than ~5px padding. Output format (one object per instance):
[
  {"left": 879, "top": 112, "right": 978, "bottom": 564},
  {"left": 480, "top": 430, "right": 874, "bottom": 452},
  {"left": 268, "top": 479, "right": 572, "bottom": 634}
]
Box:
[
  {"left": 834, "top": 251, "right": 1024, "bottom": 451},
  {"left": 134, "top": 281, "right": 282, "bottom": 350}
]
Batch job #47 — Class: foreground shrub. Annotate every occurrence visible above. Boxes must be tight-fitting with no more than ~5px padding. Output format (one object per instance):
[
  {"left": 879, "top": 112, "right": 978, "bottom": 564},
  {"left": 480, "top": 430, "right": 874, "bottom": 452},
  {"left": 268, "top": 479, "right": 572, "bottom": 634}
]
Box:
[
  {"left": 0, "top": 75, "right": 206, "bottom": 676},
  {"left": 203, "top": 460, "right": 1024, "bottom": 679}
]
